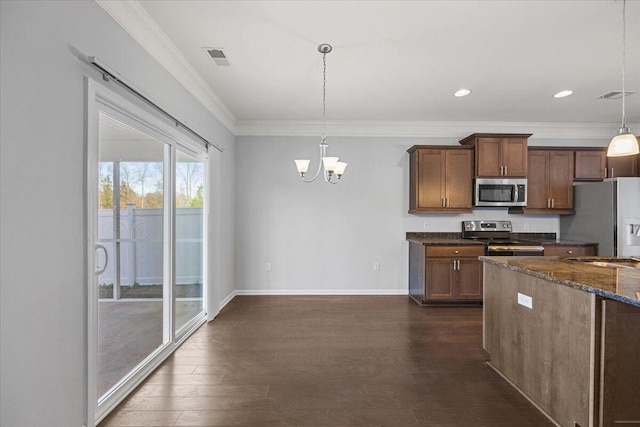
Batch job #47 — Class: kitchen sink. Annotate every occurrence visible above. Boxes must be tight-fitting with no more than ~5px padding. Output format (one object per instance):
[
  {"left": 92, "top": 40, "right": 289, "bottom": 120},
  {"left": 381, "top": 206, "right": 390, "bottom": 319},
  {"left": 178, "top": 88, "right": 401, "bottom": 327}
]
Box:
[{"left": 565, "top": 257, "right": 640, "bottom": 269}]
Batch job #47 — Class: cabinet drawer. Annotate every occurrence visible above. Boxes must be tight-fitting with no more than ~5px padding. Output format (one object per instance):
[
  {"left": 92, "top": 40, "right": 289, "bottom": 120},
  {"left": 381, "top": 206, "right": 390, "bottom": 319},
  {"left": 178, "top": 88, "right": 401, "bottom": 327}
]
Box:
[
  {"left": 544, "top": 245, "right": 596, "bottom": 257},
  {"left": 426, "top": 245, "right": 484, "bottom": 258}
]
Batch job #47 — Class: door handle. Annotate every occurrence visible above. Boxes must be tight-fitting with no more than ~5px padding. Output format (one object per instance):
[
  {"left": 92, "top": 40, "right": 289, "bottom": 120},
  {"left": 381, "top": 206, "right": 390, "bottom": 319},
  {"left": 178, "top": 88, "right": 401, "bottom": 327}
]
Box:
[{"left": 95, "top": 244, "right": 108, "bottom": 276}]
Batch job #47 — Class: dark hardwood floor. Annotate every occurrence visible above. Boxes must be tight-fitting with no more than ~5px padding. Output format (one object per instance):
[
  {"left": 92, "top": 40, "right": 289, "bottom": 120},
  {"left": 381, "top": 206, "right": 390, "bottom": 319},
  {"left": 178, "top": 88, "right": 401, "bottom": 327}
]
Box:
[{"left": 99, "top": 296, "right": 554, "bottom": 426}]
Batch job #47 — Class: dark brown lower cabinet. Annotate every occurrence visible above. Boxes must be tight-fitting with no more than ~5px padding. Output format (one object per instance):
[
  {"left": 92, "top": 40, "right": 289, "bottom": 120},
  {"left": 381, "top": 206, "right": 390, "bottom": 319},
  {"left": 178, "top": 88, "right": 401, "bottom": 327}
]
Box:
[
  {"left": 409, "top": 243, "right": 483, "bottom": 305},
  {"left": 600, "top": 300, "right": 640, "bottom": 426},
  {"left": 543, "top": 244, "right": 597, "bottom": 257},
  {"left": 483, "top": 262, "right": 640, "bottom": 427}
]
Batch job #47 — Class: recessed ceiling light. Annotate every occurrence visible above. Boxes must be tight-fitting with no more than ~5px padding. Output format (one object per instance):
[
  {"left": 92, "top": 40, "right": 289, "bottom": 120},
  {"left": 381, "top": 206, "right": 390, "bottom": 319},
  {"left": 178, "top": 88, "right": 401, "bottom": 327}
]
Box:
[
  {"left": 454, "top": 89, "right": 471, "bottom": 97},
  {"left": 553, "top": 90, "right": 573, "bottom": 98}
]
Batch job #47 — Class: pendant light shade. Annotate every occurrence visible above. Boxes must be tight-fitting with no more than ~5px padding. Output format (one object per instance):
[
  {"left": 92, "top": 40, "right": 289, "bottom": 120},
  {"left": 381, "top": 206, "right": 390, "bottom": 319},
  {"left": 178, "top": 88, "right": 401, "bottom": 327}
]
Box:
[
  {"left": 607, "top": 128, "right": 639, "bottom": 157},
  {"left": 607, "top": 0, "right": 639, "bottom": 157}
]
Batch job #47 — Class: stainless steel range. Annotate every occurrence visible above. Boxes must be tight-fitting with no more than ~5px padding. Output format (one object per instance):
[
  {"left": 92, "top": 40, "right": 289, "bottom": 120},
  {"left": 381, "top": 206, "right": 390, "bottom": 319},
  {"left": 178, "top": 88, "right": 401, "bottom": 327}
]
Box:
[{"left": 461, "top": 220, "right": 544, "bottom": 256}]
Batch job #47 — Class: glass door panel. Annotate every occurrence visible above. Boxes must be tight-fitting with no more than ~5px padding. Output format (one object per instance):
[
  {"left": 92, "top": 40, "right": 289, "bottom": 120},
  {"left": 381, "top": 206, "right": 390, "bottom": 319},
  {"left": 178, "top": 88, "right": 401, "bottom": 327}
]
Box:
[
  {"left": 97, "top": 112, "right": 167, "bottom": 399},
  {"left": 175, "top": 150, "right": 205, "bottom": 333}
]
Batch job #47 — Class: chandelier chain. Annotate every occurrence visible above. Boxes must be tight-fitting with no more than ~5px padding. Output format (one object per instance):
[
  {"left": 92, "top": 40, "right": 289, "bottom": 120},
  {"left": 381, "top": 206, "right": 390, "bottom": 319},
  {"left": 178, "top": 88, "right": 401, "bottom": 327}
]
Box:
[{"left": 322, "top": 51, "right": 327, "bottom": 140}]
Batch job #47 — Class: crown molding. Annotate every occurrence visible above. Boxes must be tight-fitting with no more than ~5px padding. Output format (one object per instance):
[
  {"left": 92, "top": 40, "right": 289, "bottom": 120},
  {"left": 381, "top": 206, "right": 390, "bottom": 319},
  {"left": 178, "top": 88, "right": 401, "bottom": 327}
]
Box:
[
  {"left": 95, "top": 0, "right": 237, "bottom": 134},
  {"left": 235, "top": 120, "right": 633, "bottom": 140}
]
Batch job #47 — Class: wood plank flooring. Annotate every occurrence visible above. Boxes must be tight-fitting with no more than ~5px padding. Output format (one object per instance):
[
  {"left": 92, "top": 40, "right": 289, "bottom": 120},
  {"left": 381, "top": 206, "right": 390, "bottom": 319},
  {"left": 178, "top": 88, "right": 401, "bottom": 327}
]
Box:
[{"left": 99, "top": 296, "right": 554, "bottom": 427}]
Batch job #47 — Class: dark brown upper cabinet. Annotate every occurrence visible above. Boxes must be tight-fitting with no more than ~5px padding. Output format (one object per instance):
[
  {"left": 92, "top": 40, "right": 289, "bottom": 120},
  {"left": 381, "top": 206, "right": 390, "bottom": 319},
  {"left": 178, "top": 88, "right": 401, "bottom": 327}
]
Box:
[
  {"left": 574, "top": 147, "right": 639, "bottom": 180},
  {"left": 408, "top": 146, "right": 474, "bottom": 213},
  {"left": 524, "top": 149, "right": 574, "bottom": 214},
  {"left": 459, "top": 133, "right": 531, "bottom": 177}
]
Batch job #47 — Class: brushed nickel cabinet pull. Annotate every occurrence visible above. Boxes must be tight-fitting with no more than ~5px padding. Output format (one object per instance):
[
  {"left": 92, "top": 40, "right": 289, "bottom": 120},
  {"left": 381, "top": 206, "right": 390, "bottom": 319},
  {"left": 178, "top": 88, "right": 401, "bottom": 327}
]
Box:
[
  {"left": 551, "top": 199, "right": 554, "bottom": 208},
  {"left": 604, "top": 168, "right": 608, "bottom": 178},
  {"left": 504, "top": 165, "right": 507, "bottom": 175}
]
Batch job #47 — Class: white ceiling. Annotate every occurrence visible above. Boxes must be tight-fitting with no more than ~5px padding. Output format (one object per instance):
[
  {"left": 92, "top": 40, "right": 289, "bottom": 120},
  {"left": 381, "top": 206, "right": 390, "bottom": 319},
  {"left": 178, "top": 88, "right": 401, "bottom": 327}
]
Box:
[{"left": 113, "top": 1, "right": 640, "bottom": 133}]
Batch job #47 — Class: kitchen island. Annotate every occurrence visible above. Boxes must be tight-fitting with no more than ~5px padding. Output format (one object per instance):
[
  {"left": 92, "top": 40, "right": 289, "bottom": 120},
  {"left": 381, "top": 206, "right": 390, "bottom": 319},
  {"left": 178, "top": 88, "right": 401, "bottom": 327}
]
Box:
[{"left": 481, "top": 256, "right": 640, "bottom": 427}]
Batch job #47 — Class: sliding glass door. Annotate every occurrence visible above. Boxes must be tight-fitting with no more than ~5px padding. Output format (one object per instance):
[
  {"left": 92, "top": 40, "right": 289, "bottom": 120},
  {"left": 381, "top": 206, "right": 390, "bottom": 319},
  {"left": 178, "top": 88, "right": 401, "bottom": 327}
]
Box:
[
  {"left": 175, "top": 151, "right": 205, "bottom": 335},
  {"left": 87, "top": 80, "right": 208, "bottom": 424},
  {"left": 97, "top": 112, "right": 169, "bottom": 398}
]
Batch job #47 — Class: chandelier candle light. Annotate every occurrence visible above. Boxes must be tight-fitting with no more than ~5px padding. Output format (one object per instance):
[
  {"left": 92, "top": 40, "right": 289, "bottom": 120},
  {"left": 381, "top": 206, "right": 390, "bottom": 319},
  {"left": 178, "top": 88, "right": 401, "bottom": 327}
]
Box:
[
  {"left": 294, "top": 44, "right": 348, "bottom": 183},
  {"left": 607, "top": 0, "right": 639, "bottom": 157}
]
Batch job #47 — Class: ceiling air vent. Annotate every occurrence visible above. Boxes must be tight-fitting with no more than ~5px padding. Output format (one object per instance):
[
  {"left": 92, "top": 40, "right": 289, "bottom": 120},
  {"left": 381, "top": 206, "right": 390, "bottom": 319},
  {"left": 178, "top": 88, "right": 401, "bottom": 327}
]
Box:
[
  {"left": 597, "top": 90, "right": 635, "bottom": 100},
  {"left": 204, "top": 48, "right": 231, "bottom": 66}
]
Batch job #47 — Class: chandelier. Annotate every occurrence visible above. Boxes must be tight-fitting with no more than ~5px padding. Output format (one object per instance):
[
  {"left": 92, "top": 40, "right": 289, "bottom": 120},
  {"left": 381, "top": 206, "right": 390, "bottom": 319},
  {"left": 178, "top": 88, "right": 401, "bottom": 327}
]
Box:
[
  {"left": 294, "top": 44, "right": 348, "bottom": 183},
  {"left": 607, "top": 0, "right": 639, "bottom": 157}
]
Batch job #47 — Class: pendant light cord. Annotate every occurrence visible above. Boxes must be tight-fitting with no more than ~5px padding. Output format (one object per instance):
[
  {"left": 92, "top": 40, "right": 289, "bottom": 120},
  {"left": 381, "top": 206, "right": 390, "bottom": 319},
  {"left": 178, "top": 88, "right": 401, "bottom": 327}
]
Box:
[{"left": 622, "top": 0, "right": 627, "bottom": 127}]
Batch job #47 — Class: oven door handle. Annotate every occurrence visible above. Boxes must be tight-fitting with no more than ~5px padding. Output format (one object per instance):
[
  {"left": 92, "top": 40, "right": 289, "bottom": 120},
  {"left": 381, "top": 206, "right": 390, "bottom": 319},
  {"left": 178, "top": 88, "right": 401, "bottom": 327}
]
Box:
[{"left": 488, "top": 246, "right": 544, "bottom": 252}]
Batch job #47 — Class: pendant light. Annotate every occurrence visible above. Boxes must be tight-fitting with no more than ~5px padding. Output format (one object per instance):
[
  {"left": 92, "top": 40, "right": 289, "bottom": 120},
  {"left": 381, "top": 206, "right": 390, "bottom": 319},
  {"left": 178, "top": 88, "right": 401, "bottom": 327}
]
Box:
[
  {"left": 294, "top": 44, "right": 347, "bottom": 184},
  {"left": 607, "top": 0, "right": 639, "bottom": 157}
]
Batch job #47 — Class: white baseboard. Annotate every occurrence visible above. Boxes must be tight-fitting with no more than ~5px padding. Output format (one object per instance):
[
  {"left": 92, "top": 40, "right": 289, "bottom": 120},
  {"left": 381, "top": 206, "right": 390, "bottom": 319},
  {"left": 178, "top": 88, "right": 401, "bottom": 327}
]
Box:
[
  {"left": 234, "top": 289, "right": 408, "bottom": 296},
  {"left": 218, "top": 290, "right": 237, "bottom": 311}
]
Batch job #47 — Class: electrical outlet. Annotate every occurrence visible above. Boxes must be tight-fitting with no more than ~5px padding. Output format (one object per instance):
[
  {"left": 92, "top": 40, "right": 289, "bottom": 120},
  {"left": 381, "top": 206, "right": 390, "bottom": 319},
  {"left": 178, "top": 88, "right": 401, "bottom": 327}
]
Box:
[
  {"left": 423, "top": 222, "right": 429, "bottom": 230},
  {"left": 266, "top": 262, "right": 272, "bottom": 272},
  {"left": 517, "top": 292, "right": 533, "bottom": 309},
  {"left": 373, "top": 262, "right": 380, "bottom": 271}
]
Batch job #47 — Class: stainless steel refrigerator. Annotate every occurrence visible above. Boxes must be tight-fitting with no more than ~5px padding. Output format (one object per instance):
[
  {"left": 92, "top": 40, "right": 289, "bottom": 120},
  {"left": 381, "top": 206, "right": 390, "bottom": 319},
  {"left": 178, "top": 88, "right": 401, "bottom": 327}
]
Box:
[{"left": 560, "top": 178, "right": 640, "bottom": 257}]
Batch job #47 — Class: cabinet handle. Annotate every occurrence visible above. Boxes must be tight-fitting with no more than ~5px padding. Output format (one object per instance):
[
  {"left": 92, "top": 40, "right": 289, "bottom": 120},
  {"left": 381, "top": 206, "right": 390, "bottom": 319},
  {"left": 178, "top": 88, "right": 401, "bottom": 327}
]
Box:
[
  {"left": 504, "top": 165, "right": 507, "bottom": 175},
  {"left": 441, "top": 198, "right": 445, "bottom": 207},
  {"left": 604, "top": 168, "right": 608, "bottom": 178},
  {"left": 547, "top": 199, "right": 550, "bottom": 208},
  {"left": 452, "top": 260, "right": 457, "bottom": 271},
  {"left": 456, "top": 260, "right": 461, "bottom": 270},
  {"left": 454, "top": 250, "right": 459, "bottom": 254},
  {"left": 611, "top": 167, "right": 614, "bottom": 177},
  {"left": 551, "top": 199, "right": 554, "bottom": 208},
  {"left": 446, "top": 198, "right": 449, "bottom": 207},
  {"left": 567, "top": 250, "right": 573, "bottom": 254}
]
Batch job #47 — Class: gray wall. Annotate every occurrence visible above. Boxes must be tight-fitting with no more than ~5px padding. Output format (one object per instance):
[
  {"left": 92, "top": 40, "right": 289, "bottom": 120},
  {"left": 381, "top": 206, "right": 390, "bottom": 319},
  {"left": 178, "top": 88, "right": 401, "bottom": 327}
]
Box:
[
  {"left": 0, "top": 1, "right": 235, "bottom": 426},
  {"left": 234, "top": 135, "right": 609, "bottom": 293}
]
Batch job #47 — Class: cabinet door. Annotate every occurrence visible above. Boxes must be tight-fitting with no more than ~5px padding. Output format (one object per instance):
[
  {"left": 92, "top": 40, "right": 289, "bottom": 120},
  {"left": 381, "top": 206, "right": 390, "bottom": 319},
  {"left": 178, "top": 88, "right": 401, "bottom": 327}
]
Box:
[
  {"left": 548, "top": 151, "right": 574, "bottom": 209},
  {"left": 416, "top": 150, "right": 445, "bottom": 209},
  {"left": 476, "top": 138, "right": 502, "bottom": 177},
  {"left": 444, "top": 149, "right": 473, "bottom": 209},
  {"left": 575, "top": 150, "right": 606, "bottom": 180},
  {"left": 527, "top": 151, "right": 550, "bottom": 209},
  {"left": 425, "top": 258, "right": 454, "bottom": 300},
  {"left": 456, "top": 258, "right": 483, "bottom": 300},
  {"left": 502, "top": 138, "right": 528, "bottom": 177},
  {"left": 608, "top": 154, "right": 639, "bottom": 177}
]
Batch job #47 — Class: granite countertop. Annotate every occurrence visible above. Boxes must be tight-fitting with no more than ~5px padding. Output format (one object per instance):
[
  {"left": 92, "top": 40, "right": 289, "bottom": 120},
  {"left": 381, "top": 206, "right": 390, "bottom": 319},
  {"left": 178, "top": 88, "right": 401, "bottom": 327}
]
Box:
[
  {"left": 480, "top": 256, "right": 640, "bottom": 307},
  {"left": 406, "top": 232, "right": 596, "bottom": 247}
]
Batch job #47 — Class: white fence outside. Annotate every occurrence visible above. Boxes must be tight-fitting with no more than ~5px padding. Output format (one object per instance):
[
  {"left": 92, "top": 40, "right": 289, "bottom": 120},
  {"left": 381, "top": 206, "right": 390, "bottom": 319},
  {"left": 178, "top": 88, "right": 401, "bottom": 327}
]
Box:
[{"left": 98, "top": 204, "right": 203, "bottom": 286}]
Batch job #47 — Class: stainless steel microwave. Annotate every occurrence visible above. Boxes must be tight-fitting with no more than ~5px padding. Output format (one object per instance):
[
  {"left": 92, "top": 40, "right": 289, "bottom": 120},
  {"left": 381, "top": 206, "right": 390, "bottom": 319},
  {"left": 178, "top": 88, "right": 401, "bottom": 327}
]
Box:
[{"left": 474, "top": 178, "right": 527, "bottom": 207}]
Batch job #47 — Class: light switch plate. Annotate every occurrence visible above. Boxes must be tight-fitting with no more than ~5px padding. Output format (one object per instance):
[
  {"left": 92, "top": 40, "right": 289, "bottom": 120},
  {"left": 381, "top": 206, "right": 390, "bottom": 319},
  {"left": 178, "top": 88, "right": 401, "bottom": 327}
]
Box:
[{"left": 517, "top": 292, "right": 533, "bottom": 309}]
